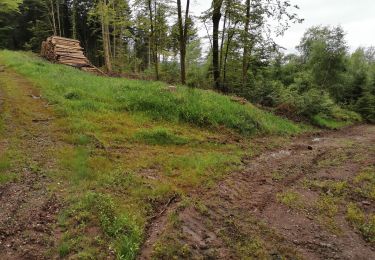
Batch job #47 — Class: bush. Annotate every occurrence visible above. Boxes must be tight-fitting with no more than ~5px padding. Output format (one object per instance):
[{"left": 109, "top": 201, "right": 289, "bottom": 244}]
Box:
[
  {"left": 355, "top": 92, "right": 375, "bottom": 123},
  {"left": 296, "top": 89, "right": 335, "bottom": 117}
]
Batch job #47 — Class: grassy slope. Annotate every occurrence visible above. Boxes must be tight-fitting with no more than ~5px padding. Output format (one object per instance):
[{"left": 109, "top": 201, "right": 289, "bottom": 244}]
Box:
[{"left": 0, "top": 51, "right": 306, "bottom": 259}]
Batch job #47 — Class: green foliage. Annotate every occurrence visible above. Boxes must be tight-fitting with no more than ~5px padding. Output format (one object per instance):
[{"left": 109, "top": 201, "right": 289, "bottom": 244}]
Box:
[
  {"left": 355, "top": 92, "right": 375, "bottom": 123},
  {"left": 0, "top": 0, "right": 22, "bottom": 12}
]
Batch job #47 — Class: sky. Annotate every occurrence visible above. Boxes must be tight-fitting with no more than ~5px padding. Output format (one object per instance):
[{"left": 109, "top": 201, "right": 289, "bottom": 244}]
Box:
[{"left": 190, "top": 0, "right": 375, "bottom": 53}]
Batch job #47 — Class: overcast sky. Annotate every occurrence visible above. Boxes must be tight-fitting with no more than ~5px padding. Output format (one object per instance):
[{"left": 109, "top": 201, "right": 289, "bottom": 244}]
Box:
[{"left": 190, "top": 0, "right": 375, "bottom": 53}]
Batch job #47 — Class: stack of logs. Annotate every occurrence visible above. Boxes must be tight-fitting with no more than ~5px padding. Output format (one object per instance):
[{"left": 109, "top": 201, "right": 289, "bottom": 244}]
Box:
[{"left": 41, "top": 36, "right": 104, "bottom": 75}]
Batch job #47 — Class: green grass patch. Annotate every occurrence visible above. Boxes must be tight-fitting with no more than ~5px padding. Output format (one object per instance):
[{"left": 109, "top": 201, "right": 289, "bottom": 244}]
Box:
[
  {"left": 134, "top": 128, "right": 189, "bottom": 146},
  {"left": 60, "top": 192, "right": 142, "bottom": 259},
  {"left": 276, "top": 191, "right": 302, "bottom": 209},
  {"left": 346, "top": 203, "right": 375, "bottom": 243},
  {"left": 304, "top": 179, "right": 348, "bottom": 196},
  {"left": 60, "top": 147, "right": 93, "bottom": 184},
  {"left": 354, "top": 167, "right": 375, "bottom": 200},
  {"left": 0, "top": 51, "right": 303, "bottom": 136},
  {"left": 0, "top": 154, "right": 17, "bottom": 184},
  {"left": 312, "top": 114, "right": 354, "bottom": 129}
]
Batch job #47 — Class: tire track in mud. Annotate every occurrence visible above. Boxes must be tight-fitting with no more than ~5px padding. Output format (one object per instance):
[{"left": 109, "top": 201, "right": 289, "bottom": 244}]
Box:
[
  {"left": 0, "top": 69, "right": 63, "bottom": 259},
  {"left": 140, "top": 125, "right": 375, "bottom": 259}
]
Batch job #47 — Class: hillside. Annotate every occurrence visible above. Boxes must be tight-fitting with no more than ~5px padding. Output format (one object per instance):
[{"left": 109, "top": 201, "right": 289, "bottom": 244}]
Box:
[
  {"left": 0, "top": 51, "right": 307, "bottom": 258},
  {"left": 0, "top": 51, "right": 374, "bottom": 259}
]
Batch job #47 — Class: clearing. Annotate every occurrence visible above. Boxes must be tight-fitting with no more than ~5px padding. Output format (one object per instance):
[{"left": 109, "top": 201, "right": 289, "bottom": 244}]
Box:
[{"left": 0, "top": 52, "right": 374, "bottom": 259}]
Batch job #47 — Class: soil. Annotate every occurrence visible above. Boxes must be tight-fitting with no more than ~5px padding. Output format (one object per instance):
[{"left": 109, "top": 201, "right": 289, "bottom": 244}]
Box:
[
  {"left": 0, "top": 67, "right": 374, "bottom": 260},
  {"left": 0, "top": 70, "right": 63, "bottom": 259},
  {"left": 140, "top": 125, "right": 375, "bottom": 259}
]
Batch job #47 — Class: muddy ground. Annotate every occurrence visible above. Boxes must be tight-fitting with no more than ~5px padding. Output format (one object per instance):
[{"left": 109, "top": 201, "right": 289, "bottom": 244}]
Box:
[
  {"left": 0, "top": 67, "right": 374, "bottom": 259},
  {"left": 0, "top": 69, "right": 63, "bottom": 259},
  {"left": 140, "top": 126, "right": 375, "bottom": 259}
]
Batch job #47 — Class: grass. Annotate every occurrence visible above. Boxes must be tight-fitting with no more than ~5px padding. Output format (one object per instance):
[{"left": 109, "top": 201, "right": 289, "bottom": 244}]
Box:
[
  {"left": 312, "top": 115, "right": 354, "bottom": 129},
  {"left": 0, "top": 51, "right": 304, "bottom": 136},
  {"left": 134, "top": 128, "right": 189, "bottom": 146},
  {"left": 0, "top": 51, "right": 308, "bottom": 258},
  {"left": 346, "top": 203, "right": 375, "bottom": 243},
  {"left": 304, "top": 179, "right": 348, "bottom": 196},
  {"left": 276, "top": 191, "right": 302, "bottom": 209},
  {"left": 354, "top": 167, "right": 375, "bottom": 200},
  {"left": 0, "top": 155, "right": 17, "bottom": 184}
]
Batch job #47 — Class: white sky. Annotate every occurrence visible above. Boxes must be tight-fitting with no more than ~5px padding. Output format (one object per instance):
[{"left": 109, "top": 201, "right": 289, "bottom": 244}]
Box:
[{"left": 190, "top": 0, "right": 375, "bottom": 53}]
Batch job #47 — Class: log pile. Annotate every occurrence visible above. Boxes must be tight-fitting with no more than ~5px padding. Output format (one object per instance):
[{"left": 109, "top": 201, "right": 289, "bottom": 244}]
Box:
[{"left": 41, "top": 36, "right": 104, "bottom": 75}]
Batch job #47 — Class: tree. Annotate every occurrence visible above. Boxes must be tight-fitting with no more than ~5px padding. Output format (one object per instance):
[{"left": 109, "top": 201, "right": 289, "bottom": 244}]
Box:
[
  {"left": 100, "top": 0, "right": 112, "bottom": 72},
  {"left": 212, "top": 0, "right": 224, "bottom": 91},
  {"left": 242, "top": 0, "right": 250, "bottom": 88},
  {"left": 0, "top": 0, "right": 23, "bottom": 11},
  {"left": 298, "top": 26, "right": 348, "bottom": 99},
  {"left": 176, "top": 0, "right": 190, "bottom": 84}
]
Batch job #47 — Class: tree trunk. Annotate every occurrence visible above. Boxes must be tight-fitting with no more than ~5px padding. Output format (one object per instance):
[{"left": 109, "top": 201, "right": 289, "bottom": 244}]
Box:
[
  {"left": 49, "top": 0, "right": 57, "bottom": 35},
  {"left": 212, "top": 0, "right": 224, "bottom": 91},
  {"left": 177, "top": 0, "right": 190, "bottom": 85},
  {"left": 113, "top": 1, "right": 116, "bottom": 61},
  {"left": 72, "top": 0, "right": 77, "bottom": 39},
  {"left": 223, "top": 22, "right": 238, "bottom": 85},
  {"left": 101, "top": 0, "right": 112, "bottom": 72},
  {"left": 148, "top": 0, "right": 159, "bottom": 80},
  {"left": 219, "top": 9, "right": 227, "bottom": 77},
  {"left": 242, "top": 0, "right": 251, "bottom": 88},
  {"left": 56, "top": 0, "right": 62, "bottom": 36}
]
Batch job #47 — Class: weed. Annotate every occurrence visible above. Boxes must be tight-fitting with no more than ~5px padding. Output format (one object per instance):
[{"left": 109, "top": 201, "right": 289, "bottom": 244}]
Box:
[
  {"left": 153, "top": 236, "right": 192, "bottom": 259},
  {"left": 346, "top": 203, "right": 375, "bottom": 243},
  {"left": 316, "top": 195, "right": 339, "bottom": 218},
  {"left": 272, "top": 170, "right": 287, "bottom": 181},
  {"left": 193, "top": 200, "right": 209, "bottom": 216},
  {"left": 354, "top": 167, "right": 375, "bottom": 200},
  {"left": 62, "top": 192, "right": 143, "bottom": 259},
  {"left": 304, "top": 179, "right": 348, "bottom": 196},
  {"left": 58, "top": 242, "right": 71, "bottom": 257},
  {"left": 318, "top": 149, "right": 348, "bottom": 167},
  {"left": 346, "top": 203, "right": 365, "bottom": 226},
  {"left": 277, "top": 191, "right": 302, "bottom": 209},
  {"left": 236, "top": 237, "right": 268, "bottom": 259}
]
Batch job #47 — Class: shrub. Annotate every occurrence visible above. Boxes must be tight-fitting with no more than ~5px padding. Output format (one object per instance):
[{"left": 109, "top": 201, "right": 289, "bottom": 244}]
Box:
[{"left": 355, "top": 92, "right": 375, "bottom": 123}]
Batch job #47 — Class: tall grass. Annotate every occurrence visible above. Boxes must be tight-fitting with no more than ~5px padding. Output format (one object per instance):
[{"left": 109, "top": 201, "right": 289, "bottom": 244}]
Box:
[{"left": 0, "top": 51, "right": 303, "bottom": 136}]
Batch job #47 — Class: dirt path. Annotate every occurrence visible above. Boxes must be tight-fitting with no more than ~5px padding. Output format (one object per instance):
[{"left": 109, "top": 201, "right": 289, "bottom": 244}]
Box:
[
  {"left": 0, "top": 69, "right": 63, "bottom": 259},
  {"left": 141, "top": 125, "right": 375, "bottom": 259}
]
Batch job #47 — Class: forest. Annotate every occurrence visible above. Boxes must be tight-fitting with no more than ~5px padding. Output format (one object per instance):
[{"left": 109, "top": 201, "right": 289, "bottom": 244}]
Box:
[
  {"left": 0, "top": 1, "right": 375, "bottom": 259},
  {"left": 1, "top": 0, "right": 374, "bottom": 125}
]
